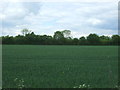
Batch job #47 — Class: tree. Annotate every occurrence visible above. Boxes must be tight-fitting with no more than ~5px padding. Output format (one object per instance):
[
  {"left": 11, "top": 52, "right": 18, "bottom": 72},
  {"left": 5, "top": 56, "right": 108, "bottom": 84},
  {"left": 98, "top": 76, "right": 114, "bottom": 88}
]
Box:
[
  {"left": 25, "top": 32, "right": 36, "bottom": 44},
  {"left": 111, "top": 35, "right": 120, "bottom": 45},
  {"left": 53, "top": 31, "right": 64, "bottom": 40},
  {"left": 53, "top": 31, "right": 65, "bottom": 45},
  {"left": 99, "top": 35, "right": 110, "bottom": 45},
  {"left": 2, "top": 35, "right": 14, "bottom": 44},
  {"left": 14, "top": 35, "right": 25, "bottom": 44},
  {"left": 38, "top": 35, "right": 53, "bottom": 45},
  {"left": 87, "top": 34, "right": 100, "bottom": 45},
  {"left": 73, "top": 38, "right": 79, "bottom": 45},
  {"left": 62, "top": 30, "right": 71, "bottom": 39},
  {"left": 1, "top": 29, "right": 120, "bottom": 45},
  {"left": 21, "top": 28, "right": 31, "bottom": 36},
  {"left": 79, "top": 36, "right": 87, "bottom": 45}
]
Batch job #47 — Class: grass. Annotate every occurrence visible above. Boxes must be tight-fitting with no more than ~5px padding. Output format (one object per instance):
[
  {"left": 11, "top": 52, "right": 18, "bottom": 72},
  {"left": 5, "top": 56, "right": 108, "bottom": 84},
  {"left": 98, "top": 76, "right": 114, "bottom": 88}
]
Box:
[{"left": 2, "top": 45, "right": 118, "bottom": 88}]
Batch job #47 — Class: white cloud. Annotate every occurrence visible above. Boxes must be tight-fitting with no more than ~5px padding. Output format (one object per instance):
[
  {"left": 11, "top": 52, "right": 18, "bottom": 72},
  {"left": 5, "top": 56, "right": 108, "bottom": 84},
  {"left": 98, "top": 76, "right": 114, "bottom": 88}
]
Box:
[
  {"left": 1, "top": 2, "right": 118, "bottom": 37},
  {"left": 87, "top": 18, "right": 103, "bottom": 26},
  {"left": 2, "top": 2, "right": 28, "bottom": 20},
  {"left": 1, "top": 0, "right": 119, "bottom": 2}
]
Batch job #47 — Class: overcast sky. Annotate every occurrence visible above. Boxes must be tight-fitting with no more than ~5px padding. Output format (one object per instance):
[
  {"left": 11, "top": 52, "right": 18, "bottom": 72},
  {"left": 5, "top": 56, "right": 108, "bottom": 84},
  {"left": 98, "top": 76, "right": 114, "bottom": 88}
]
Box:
[{"left": 0, "top": 0, "right": 118, "bottom": 37}]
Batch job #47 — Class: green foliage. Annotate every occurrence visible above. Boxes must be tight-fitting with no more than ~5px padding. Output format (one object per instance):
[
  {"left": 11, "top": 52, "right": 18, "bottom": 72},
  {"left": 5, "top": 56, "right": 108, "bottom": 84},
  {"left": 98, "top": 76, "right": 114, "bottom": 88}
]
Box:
[
  {"left": 1, "top": 29, "right": 120, "bottom": 45},
  {"left": 73, "top": 38, "right": 79, "bottom": 45},
  {"left": 111, "top": 35, "right": 120, "bottom": 45},
  {"left": 62, "top": 30, "right": 71, "bottom": 38},
  {"left": 79, "top": 36, "right": 87, "bottom": 45},
  {"left": 3, "top": 45, "right": 118, "bottom": 88},
  {"left": 87, "top": 34, "right": 100, "bottom": 45},
  {"left": 21, "top": 28, "right": 31, "bottom": 36},
  {"left": 99, "top": 35, "right": 111, "bottom": 45},
  {"left": 53, "top": 31, "right": 64, "bottom": 40}
]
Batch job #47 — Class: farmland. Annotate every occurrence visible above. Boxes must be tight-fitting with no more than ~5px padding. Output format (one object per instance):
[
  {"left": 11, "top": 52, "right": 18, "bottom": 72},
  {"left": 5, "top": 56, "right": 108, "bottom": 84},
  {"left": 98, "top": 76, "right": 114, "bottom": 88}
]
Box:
[{"left": 2, "top": 45, "right": 118, "bottom": 88}]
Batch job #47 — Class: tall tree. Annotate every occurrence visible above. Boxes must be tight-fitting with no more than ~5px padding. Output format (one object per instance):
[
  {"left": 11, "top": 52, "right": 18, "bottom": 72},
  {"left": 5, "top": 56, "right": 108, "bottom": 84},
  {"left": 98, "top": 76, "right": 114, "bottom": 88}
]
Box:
[
  {"left": 53, "top": 31, "right": 64, "bottom": 40},
  {"left": 87, "top": 34, "right": 100, "bottom": 45},
  {"left": 111, "top": 35, "right": 120, "bottom": 45},
  {"left": 62, "top": 30, "right": 71, "bottom": 39},
  {"left": 79, "top": 36, "right": 87, "bottom": 45},
  {"left": 21, "top": 28, "right": 31, "bottom": 36},
  {"left": 99, "top": 35, "right": 110, "bottom": 45},
  {"left": 53, "top": 31, "right": 65, "bottom": 45},
  {"left": 73, "top": 38, "right": 79, "bottom": 45}
]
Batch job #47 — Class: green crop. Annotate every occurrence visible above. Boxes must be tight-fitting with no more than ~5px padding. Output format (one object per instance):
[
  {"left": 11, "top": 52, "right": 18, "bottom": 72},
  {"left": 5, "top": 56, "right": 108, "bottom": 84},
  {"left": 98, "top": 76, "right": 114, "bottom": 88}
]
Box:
[{"left": 2, "top": 45, "right": 118, "bottom": 88}]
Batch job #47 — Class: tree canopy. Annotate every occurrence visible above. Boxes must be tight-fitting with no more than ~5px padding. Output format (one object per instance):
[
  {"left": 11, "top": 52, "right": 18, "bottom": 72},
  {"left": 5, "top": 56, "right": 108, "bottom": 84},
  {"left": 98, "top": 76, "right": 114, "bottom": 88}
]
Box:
[{"left": 1, "top": 29, "right": 120, "bottom": 45}]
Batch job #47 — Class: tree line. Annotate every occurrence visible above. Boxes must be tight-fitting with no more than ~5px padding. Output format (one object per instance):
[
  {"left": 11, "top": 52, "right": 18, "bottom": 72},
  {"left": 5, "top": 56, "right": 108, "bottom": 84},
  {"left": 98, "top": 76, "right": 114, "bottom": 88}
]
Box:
[{"left": 1, "top": 29, "right": 120, "bottom": 45}]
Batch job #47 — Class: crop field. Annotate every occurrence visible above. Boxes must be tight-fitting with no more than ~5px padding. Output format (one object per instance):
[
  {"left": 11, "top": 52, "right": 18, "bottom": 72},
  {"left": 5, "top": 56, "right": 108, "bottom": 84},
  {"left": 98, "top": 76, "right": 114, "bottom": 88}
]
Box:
[{"left": 2, "top": 45, "right": 118, "bottom": 88}]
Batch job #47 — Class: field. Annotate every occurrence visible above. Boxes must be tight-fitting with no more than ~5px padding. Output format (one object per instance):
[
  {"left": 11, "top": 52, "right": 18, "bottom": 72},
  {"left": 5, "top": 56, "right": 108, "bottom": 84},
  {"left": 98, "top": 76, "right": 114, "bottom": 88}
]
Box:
[{"left": 2, "top": 45, "right": 118, "bottom": 88}]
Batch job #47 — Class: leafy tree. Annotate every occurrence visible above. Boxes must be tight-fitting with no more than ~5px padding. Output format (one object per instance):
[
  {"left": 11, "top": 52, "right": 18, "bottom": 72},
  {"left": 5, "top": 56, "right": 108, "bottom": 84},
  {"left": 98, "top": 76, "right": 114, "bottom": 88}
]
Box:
[
  {"left": 14, "top": 35, "right": 25, "bottom": 44},
  {"left": 1, "top": 29, "right": 120, "bottom": 45},
  {"left": 25, "top": 32, "right": 36, "bottom": 44},
  {"left": 39, "top": 35, "right": 53, "bottom": 45},
  {"left": 111, "top": 35, "right": 120, "bottom": 45},
  {"left": 62, "top": 30, "right": 71, "bottom": 39},
  {"left": 53, "top": 31, "right": 65, "bottom": 45},
  {"left": 99, "top": 35, "right": 110, "bottom": 45},
  {"left": 87, "top": 34, "right": 100, "bottom": 45},
  {"left": 79, "top": 36, "right": 87, "bottom": 45},
  {"left": 2, "top": 36, "right": 14, "bottom": 44},
  {"left": 21, "top": 28, "right": 31, "bottom": 36},
  {"left": 53, "top": 31, "right": 64, "bottom": 40},
  {"left": 73, "top": 38, "right": 79, "bottom": 45}
]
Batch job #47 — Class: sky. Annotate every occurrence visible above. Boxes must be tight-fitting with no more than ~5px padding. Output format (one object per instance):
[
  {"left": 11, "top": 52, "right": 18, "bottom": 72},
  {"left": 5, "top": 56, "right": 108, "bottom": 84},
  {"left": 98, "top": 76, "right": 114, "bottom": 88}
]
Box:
[{"left": 0, "top": 0, "right": 119, "bottom": 38}]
